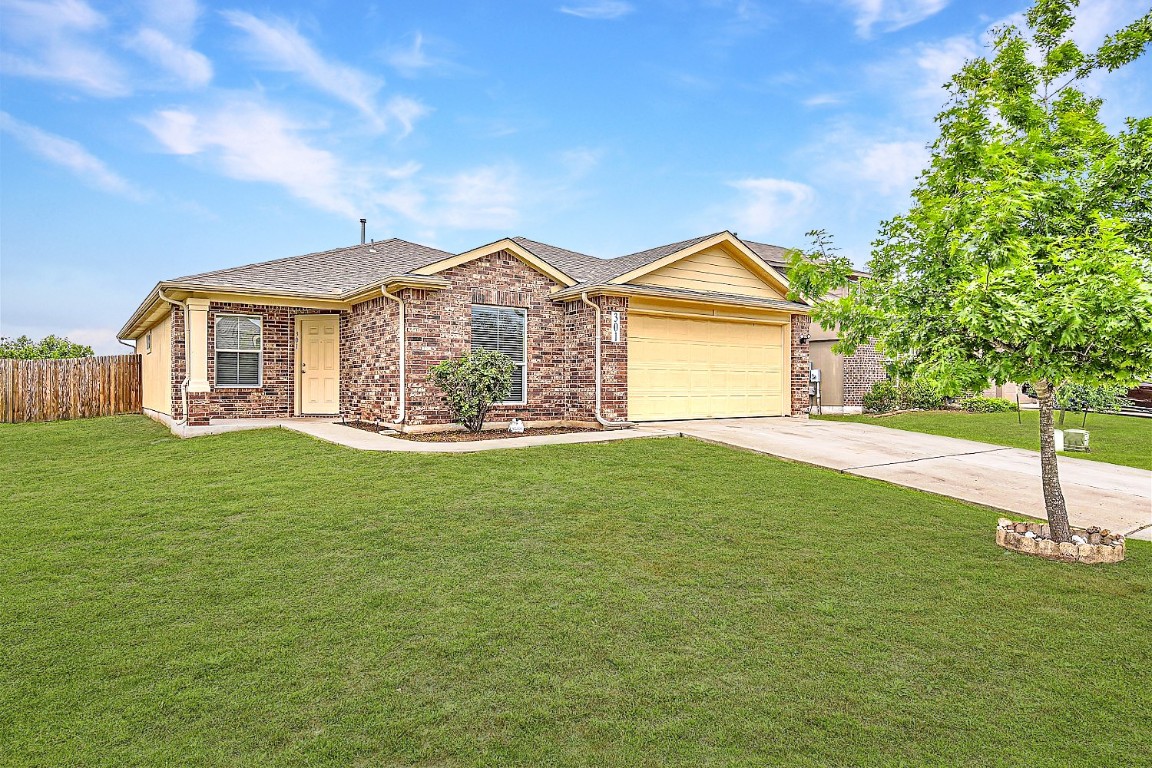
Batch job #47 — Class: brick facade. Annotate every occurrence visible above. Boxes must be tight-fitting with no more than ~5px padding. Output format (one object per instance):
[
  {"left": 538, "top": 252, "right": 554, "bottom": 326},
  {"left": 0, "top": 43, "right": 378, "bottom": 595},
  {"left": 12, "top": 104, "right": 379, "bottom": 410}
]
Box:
[
  {"left": 402, "top": 251, "right": 583, "bottom": 426},
  {"left": 843, "top": 342, "right": 885, "bottom": 409},
  {"left": 342, "top": 295, "right": 399, "bottom": 422},
  {"left": 163, "top": 250, "right": 807, "bottom": 428},
  {"left": 790, "top": 314, "right": 811, "bottom": 418}
]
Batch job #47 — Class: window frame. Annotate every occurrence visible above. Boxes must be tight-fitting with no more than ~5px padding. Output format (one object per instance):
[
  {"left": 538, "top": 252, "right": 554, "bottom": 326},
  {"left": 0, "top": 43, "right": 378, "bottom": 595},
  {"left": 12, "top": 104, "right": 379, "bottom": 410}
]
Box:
[
  {"left": 144, "top": 331, "right": 152, "bottom": 355},
  {"left": 470, "top": 304, "right": 528, "bottom": 406},
  {"left": 214, "top": 313, "right": 263, "bottom": 389}
]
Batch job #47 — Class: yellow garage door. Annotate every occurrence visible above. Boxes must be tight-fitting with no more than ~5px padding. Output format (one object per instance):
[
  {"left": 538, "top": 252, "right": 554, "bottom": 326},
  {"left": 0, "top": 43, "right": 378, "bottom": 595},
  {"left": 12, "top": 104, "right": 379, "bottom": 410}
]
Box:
[{"left": 628, "top": 313, "right": 786, "bottom": 420}]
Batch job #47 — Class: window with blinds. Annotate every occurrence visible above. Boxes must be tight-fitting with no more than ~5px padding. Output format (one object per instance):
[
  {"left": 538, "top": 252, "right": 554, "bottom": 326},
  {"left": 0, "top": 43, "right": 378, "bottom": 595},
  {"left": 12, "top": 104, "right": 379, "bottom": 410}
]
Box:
[
  {"left": 215, "top": 315, "right": 262, "bottom": 387},
  {"left": 471, "top": 305, "right": 526, "bottom": 403}
]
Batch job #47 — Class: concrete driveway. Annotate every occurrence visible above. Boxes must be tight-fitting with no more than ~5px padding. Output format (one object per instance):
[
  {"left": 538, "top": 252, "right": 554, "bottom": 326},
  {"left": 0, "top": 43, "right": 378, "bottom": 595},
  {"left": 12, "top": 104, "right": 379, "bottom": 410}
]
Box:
[{"left": 644, "top": 418, "right": 1152, "bottom": 541}]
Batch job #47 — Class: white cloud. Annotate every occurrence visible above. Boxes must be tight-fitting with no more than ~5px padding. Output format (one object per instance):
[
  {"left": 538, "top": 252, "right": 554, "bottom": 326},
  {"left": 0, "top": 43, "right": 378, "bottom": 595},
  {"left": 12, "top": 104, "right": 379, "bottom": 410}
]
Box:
[
  {"left": 126, "top": 0, "right": 211, "bottom": 89},
  {"left": 137, "top": 0, "right": 202, "bottom": 40},
  {"left": 126, "top": 28, "right": 212, "bottom": 88},
  {"left": 843, "top": 0, "right": 950, "bottom": 37},
  {"left": 0, "top": 0, "right": 129, "bottom": 96},
  {"left": 140, "top": 97, "right": 517, "bottom": 230},
  {"left": 222, "top": 11, "right": 427, "bottom": 133},
  {"left": 384, "top": 31, "right": 467, "bottom": 79},
  {"left": 384, "top": 96, "right": 431, "bottom": 138},
  {"left": 853, "top": 140, "right": 929, "bottom": 194},
  {"left": 726, "top": 178, "right": 816, "bottom": 238},
  {"left": 0, "top": 111, "right": 144, "bottom": 199},
  {"left": 911, "top": 34, "right": 978, "bottom": 99},
  {"left": 386, "top": 32, "right": 434, "bottom": 76},
  {"left": 803, "top": 93, "right": 844, "bottom": 107},
  {"left": 142, "top": 99, "right": 355, "bottom": 215},
  {"left": 559, "top": 2, "right": 634, "bottom": 20},
  {"left": 559, "top": 147, "right": 604, "bottom": 178},
  {"left": 434, "top": 167, "right": 521, "bottom": 229}
]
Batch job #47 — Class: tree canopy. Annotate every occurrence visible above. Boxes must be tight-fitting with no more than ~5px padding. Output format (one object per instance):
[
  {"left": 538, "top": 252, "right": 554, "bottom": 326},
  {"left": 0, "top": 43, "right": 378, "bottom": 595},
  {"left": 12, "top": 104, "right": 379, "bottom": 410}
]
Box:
[
  {"left": 789, "top": 1, "right": 1152, "bottom": 397},
  {"left": 788, "top": 0, "right": 1152, "bottom": 543},
  {"left": 0, "top": 335, "right": 95, "bottom": 360}
]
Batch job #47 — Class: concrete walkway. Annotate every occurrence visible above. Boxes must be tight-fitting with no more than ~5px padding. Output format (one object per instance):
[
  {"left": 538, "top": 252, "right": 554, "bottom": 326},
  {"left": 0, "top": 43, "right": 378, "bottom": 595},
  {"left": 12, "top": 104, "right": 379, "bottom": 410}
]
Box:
[
  {"left": 645, "top": 418, "right": 1152, "bottom": 540},
  {"left": 167, "top": 416, "right": 675, "bottom": 453}
]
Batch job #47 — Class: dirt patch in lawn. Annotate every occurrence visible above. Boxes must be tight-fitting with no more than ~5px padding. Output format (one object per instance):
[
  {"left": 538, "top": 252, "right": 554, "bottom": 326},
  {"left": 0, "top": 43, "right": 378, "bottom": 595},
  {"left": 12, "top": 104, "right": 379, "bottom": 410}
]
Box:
[{"left": 394, "top": 426, "right": 600, "bottom": 442}]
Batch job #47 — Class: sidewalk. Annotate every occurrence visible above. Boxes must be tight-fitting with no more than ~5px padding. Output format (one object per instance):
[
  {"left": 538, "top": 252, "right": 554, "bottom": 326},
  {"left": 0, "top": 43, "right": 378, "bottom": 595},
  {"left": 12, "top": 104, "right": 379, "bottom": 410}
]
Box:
[{"left": 166, "top": 416, "right": 675, "bottom": 453}]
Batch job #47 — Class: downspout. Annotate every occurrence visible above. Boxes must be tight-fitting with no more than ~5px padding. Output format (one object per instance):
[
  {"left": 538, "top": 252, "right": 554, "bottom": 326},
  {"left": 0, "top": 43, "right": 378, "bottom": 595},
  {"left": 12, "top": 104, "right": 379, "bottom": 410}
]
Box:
[
  {"left": 380, "top": 287, "right": 406, "bottom": 425},
  {"left": 580, "top": 292, "right": 633, "bottom": 428},
  {"left": 156, "top": 288, "right": 189, "bottom": 425},
  {"left": 116, "top": 338, "right": 135, "bottom": 350}
]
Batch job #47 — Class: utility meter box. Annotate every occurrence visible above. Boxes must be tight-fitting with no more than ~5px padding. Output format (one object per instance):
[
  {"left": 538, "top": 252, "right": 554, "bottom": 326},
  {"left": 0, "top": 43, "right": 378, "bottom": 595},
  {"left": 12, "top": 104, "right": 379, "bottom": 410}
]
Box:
[{"left": 1063, "top": 429, "right": 1090, "bottom": 452}]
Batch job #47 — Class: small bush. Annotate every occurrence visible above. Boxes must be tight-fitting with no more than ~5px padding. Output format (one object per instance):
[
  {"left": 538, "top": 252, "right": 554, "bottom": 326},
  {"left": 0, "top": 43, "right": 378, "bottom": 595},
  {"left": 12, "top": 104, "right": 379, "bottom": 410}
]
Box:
[
  {"left": 863, "top": 380, "right": 900, "bottom": 413},
  {"left": 862, "top": 378, "right": 945, "bottom": 413},
  {"left": 903, "top": 380, "right": 945, "bottom": 410},
  {"left": 429, "top": 350, "right": 515, "bottom": 432},
  {"left": 958, "top": 396, "right": 1017, "bottom": 413}
]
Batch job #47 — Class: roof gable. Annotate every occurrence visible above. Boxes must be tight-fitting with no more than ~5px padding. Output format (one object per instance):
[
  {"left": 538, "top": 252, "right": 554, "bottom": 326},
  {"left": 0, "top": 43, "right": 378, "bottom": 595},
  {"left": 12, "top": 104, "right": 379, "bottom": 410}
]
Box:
[
  {"left": 611, "top": 232, "right": 794, "bottom": 298},
  {"left": 630, "top": 244, "right": 786, "bottom": 300},
  {"left": 411, "top": 238, "right": 579, "bottom": 287}
]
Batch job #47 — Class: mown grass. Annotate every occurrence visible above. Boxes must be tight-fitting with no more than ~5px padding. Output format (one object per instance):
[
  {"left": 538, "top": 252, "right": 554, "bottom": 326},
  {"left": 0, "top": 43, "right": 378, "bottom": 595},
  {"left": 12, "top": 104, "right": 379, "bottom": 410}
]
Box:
[
  {"left": 2, "top": 416, "right": 1149, "bottom": 767},
  {"left": 817, "top": 409, "right": 1152, "bottom": 471}
]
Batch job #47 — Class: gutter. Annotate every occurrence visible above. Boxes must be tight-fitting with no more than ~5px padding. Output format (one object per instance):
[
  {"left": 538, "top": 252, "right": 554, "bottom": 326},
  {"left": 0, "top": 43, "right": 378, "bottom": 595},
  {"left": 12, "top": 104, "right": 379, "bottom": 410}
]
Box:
[
  {"left": 580, "top": 292, "right": 633, "bottom": 429},
  {"left": 156, "top": 288, "right": 190, "bottom": 426},
  {"left": 380, "top": 287, "right": 406, "bottom": 425}
]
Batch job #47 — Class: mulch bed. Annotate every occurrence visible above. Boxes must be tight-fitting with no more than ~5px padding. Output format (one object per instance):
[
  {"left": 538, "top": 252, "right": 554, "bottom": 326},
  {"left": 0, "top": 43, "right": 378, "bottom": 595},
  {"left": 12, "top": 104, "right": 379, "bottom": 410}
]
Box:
[
  {"left": 340, "top": 420, "right": 398, "bottom": 434},
  {"left": 394, "top": 426, "right": 600, "bottom": 443}
]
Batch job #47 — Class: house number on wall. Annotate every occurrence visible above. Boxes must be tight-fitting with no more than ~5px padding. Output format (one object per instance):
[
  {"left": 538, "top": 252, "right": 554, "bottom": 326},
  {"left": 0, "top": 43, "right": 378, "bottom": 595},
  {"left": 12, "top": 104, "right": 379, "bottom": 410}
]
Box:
[{"left": 610, "top": 311, "right": 621, "bottom": 343}]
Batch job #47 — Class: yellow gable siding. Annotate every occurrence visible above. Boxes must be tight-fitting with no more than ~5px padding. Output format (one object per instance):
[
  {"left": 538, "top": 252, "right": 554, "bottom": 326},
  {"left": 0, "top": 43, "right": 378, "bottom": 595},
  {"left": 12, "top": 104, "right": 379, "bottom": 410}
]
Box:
[
  {"left": 138, "top": 311, "right": 172, "bottom": 415},
  {"left": 631, "top": 246, "right": 784, "bottom": 299}
]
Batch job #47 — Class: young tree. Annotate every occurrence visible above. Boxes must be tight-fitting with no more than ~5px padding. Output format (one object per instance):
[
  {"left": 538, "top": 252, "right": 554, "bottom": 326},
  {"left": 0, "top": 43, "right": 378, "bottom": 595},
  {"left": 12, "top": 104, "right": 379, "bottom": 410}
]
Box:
[
  {"left": 789, "top": 0, "right": 1152, "bottom": 543},
  {"left": 0, "top": 334, "right": 95, "bottom": 359},
  {"left": 429, "top": 350, "right": 515, "bottom": 433}
]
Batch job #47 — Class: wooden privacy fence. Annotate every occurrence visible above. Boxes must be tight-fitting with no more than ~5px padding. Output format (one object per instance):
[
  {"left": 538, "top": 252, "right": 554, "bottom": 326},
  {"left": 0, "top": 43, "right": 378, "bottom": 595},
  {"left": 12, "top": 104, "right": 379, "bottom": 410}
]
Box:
[{"left": 0, "top": 355, "right": 142, "bottom": 423}]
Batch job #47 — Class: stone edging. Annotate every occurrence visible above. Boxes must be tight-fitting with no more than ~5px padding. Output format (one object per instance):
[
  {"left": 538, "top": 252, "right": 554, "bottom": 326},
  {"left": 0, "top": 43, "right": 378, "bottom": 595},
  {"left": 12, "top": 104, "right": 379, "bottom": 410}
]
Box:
[{"left": 996, "top": 519, "right": 1125, "bottom": 564}]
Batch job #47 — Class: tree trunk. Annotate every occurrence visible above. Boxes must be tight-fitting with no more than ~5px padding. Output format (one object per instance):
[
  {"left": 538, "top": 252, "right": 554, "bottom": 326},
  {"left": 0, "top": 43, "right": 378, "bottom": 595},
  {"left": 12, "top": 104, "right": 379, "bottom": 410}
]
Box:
[{"left": 1035, "top": 380, "right": 1072, "bottom": 543}]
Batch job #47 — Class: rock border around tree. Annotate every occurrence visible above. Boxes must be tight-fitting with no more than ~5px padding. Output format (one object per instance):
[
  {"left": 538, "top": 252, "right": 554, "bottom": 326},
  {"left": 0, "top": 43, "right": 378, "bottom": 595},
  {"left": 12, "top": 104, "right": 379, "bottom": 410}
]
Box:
[{"left": 996, "top": 519, "right": 1125, "bottom": 564}]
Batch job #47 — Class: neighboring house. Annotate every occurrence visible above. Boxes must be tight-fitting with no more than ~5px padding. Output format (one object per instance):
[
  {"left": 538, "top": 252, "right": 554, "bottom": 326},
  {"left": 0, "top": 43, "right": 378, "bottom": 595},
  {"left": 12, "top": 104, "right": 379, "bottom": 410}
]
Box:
[
  {"left": 119, "top": 231, "right": 817, "bottom": 430},
  {"left": 802, "top": 277, "right": 887, "bottom": 415}
]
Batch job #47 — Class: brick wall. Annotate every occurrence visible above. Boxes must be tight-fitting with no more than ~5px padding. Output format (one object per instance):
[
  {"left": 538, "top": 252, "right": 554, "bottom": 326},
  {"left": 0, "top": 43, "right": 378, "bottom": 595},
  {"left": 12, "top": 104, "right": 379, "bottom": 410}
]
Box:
[
  {"left": 843, "top": 342, "right": 886, "bottom": 408},
  {"left": 342, "top": 295, "right": 399, "bottom": 422},
  {"left": 401, "top": 250, "right": 573, "bottom": 426},
  {"left": 170, "top": 306, "right": 185, "bottom": 420},
  {"left": 563, "top": 295, "right": 628, "bottom": 422},
  {"left": 790, "top": 314, "right": 811, "bottom": 417},
  {"left": 175, "top": 302, "right": 341, "bottom": 423}
]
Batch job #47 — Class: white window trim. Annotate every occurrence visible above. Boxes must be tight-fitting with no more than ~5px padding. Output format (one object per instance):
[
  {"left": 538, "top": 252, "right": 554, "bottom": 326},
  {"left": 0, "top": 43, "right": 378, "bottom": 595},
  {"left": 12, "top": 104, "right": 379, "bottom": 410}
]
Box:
[
  {"left": 144, "top": 331, "right": 152, "bottom": 355},
  {"left": 214, "top": 313, "right": 263, "bottom": 389},
  {"left": 472, "top": 304, "right": 527, "bottom": 406}
]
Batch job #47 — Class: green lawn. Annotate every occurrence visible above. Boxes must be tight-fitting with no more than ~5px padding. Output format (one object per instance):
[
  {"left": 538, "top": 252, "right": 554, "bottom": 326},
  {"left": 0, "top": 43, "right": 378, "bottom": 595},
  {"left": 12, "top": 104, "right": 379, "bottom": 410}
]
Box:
[
  {"left": 816, "top": 410, "right": 1152, "bottom": 471},
  {"left": 2, "top": 416, "right": 1149, "bottom": 767}
]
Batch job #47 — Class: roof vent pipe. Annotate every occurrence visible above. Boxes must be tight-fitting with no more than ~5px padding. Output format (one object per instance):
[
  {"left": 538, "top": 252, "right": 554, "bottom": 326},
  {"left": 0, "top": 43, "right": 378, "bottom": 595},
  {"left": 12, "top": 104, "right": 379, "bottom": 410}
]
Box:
[{"left": 360, "top": 218, "right": 367, "bottom": 244}]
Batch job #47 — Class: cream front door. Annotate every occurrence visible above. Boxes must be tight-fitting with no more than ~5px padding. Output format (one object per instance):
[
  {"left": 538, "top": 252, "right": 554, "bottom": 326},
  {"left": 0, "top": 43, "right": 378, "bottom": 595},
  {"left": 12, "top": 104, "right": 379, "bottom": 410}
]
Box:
[{"left": 299, "top": 315, "right": 339, "bottom": 415}]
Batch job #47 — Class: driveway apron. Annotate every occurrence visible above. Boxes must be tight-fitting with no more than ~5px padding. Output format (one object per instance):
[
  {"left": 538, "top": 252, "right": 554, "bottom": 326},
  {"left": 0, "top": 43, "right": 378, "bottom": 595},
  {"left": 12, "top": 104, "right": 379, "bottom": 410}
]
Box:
[{"left": 645, "top": 418, "right": 1152, "bottom": 540}]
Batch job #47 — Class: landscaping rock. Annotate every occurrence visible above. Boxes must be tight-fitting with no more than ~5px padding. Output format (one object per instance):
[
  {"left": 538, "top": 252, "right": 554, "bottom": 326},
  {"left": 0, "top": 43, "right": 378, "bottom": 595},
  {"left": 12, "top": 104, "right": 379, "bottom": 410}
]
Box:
[{"left": 996, "top": 520, "right": 1125, "bottom": 564}]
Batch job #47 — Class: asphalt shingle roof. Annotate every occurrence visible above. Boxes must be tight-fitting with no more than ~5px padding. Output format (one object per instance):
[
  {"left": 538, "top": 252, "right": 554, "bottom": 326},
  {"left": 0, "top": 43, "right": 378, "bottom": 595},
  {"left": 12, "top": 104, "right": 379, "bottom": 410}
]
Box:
[
  {"left": 168, "top": 238, "right": 455, "bottom": 297},
  {"left": 161, "top": 232, "right": 800, "bottom": 299},
  {"left": 510, "top": 237, "right": 605, "bottom": 282}
]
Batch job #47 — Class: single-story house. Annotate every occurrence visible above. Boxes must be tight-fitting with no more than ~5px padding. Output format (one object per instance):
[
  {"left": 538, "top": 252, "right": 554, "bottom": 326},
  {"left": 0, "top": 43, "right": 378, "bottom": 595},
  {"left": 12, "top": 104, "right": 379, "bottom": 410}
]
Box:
[{"left": 119, "top": 230, "right": 821, "bottom": 430}]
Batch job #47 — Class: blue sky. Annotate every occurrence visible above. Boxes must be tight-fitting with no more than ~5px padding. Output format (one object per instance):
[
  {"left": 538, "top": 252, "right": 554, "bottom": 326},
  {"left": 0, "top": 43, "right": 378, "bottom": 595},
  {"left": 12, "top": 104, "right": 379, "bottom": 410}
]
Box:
[{"left": 2, "top": 0, "right": 1149, "bottom": 353}]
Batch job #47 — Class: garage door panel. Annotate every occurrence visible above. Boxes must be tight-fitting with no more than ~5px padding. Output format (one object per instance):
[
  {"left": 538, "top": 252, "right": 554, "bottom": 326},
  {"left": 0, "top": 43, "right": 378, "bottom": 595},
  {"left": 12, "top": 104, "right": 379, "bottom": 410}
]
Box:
[{"left": 628, "top": 313, "right": 786, "bottom": 421}]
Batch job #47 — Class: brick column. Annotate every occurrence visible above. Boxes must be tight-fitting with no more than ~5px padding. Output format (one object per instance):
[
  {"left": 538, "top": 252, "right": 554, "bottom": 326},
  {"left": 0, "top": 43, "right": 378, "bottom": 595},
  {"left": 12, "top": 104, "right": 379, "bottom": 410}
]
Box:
[
  {"left": 790, "top": 314, "right": 811, "bottom": 418},
  {"left": 186, "top": 392, "right": 211, "bottom": 427}
]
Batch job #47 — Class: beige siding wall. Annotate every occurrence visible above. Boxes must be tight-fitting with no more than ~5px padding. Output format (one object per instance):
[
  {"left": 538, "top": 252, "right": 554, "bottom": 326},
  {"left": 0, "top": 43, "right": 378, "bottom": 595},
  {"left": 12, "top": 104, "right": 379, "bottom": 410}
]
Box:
[
  {"left": 633, "top": 246, "right": 785, "bottom": 299},
  {"left": 810, "top": 339, "right": 844, "bottom": 408},
  {"left": 137, "top": 311, "right": 172, "bottom": 414}
]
